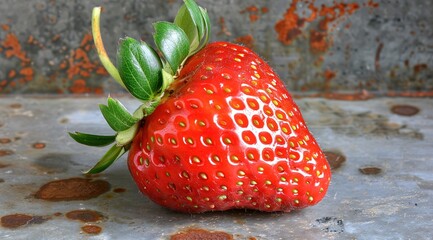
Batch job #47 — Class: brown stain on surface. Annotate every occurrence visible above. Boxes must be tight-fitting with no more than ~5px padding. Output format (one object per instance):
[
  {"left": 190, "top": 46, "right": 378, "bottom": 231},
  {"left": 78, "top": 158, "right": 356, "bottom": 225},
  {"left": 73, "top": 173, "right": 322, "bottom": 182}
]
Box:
[
  {"left": 391, "top": 105, "right": 420, "bottom": 116},
  {"left": 324, "top": 151, "right": 346, "bottom": 170},
  {"left": 81, "top": 225, "right": 102, "bottom": 235},
  {"left": 113, "top": 188, "right": 126, "bottom": 193},
  {"left": 359, "top": 166, "right": 382, "bottom": 175},
  {"left": 1, "top": 214, "right": 48, "bottom": 229},
  {"left": 171, "top": 228, "right": 233, "bottom": 240},
  {"left": 66, "top": 210, "right": 103, "bottom": 223},
  {"left": 0, "top": 162, "right": 10, "bottom": 168},
  {"left": 34, "top": 178, "right": 110, "bottom": 201},
  {"left": 32, "top": 142, "right": 46, "bottom": 149},
  {"left": 0, "top": 149, "right": 14, "bottom": 157}
]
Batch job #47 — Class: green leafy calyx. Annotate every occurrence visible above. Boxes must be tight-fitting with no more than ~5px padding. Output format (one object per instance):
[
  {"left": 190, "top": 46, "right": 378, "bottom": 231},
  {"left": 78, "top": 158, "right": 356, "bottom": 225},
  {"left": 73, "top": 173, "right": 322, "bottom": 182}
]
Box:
[{"left": 70, "top": 0, "right": 211, "bottom": 173}]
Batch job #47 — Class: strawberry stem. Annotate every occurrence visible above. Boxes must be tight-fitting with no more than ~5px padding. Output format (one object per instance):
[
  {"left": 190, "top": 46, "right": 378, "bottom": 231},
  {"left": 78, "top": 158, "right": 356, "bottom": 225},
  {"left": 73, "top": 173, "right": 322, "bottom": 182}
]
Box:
[{"left": 92, "top": 7, "right": 125, "bottom": 88}]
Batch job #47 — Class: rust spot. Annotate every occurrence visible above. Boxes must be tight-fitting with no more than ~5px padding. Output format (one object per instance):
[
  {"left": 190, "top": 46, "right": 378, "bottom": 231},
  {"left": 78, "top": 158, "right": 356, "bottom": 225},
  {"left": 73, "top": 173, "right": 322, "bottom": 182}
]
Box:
[
  {"left": 32, "top": 142, "right": 46, "bottom": 149},
  {"left": 310, "top": 30, "right": 328, "bottom": 53},
  {"left": 359, "top": 166, "right": 382, "bottom": 175},
  {"left": 413, "top": 64, "right": 428, "bottom": 74},
  {"left": 34, "top": 178, "right": 110, "bottom": 201},
  {"left": 170, "top": 228, "right": 233, "bottom": 240},
  {"left": 113, "top": 188, "right": 126, "bottom": 193},
  {"left": 66, "top": 210, "right": 104, "bottom": 223},
  {"left": 240, "top": 5, "right": 267, "bottom": 23},
  {"left": 81, "top": 225, "right": 102, "bottom": 235},
  {"left": 0, "top": 149, "right": 14, "bottom": 157},
  {"left": 390, "top": 105, "right": 420, "bottom": 116},
  {"left": 375, "top": 42, "right": 384, "bottom": 72},
  {"left": 0, "top": 138, "right": 12, "bottom": 144},
  {"left": 19, "top": 67, "right": 34, "bottom": 81},
  {"left": 2, "top": 33, "right": 30, "bottom": 62},
  {"left": 1, "top": 24, "right": 10, "bottom": 31},
  {"left": 234, "top": 35, "right": 255, "bottom": 49},
  {"left": 0, "top": 178, "right": 4, "bottom": 183},
  {"left": 366, "top": 0, "right": 380, "bottom": 8},
  {"left": 324, "top": 151, "right": 346, "bottom": 170},
  {"left": 217, "top": 17, "right": 231, "bottom": 36},
  {"left": 274, "top": 0, "right": 376, "bottom": 54},
  {"left": 1, "top": 214, "right": 48, "bottom": 229},
  {"left": 8, "top": 69, "right": 16, "bottom": 78},
  {"left": 63, "top": 33, "right": 106, "bottom": 94}
]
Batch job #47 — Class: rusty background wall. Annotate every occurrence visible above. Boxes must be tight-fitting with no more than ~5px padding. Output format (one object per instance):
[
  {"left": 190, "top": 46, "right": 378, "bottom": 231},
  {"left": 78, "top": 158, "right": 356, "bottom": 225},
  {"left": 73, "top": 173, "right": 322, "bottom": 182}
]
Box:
[{"left": 0, "top": 0, "right": 432, "bottom": 96}]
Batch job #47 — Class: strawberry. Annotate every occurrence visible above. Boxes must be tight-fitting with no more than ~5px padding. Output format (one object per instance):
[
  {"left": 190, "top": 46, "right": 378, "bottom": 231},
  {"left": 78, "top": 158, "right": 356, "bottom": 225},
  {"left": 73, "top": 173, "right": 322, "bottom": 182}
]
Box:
[{"left": 70, "top": 0, "right": 331, "bottom": 213}]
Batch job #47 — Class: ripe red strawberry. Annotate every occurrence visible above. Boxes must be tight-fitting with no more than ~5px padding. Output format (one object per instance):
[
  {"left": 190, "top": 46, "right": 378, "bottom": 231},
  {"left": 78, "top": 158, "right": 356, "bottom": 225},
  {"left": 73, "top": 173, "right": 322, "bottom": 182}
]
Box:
[{"left": 70, "top": 0, "right": 331, "bottom": 213}]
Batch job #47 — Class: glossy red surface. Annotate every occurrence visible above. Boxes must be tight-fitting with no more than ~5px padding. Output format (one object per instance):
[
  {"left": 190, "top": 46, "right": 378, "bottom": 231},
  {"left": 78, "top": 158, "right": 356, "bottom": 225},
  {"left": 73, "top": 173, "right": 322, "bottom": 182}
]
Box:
[{"left": 128, "top": 42, "right": 331, "bottom": 213}]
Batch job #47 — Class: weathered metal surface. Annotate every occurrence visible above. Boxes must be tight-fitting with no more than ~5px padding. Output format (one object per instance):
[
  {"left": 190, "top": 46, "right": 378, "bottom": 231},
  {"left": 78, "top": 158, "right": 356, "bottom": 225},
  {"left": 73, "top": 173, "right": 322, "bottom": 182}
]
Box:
[
  {"left": 1, "top": 96, "right": 432, "bottom": 239},
  {"left": 0, "top": 0, "right": 432, "bottom": 95}
]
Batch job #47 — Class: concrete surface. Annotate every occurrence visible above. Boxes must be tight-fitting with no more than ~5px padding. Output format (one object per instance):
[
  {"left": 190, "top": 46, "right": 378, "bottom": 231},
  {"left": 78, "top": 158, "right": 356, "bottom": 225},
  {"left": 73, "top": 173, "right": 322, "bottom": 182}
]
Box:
[{"left": 0, "top": 95, "right": 432, "bottom": 239}]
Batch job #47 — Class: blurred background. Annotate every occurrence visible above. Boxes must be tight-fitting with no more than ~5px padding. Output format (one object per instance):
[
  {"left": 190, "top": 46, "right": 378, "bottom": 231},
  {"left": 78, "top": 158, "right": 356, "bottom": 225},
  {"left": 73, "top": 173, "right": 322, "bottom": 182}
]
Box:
[{"left": 0, "top": 0, "right": 432, "bottom": 96}]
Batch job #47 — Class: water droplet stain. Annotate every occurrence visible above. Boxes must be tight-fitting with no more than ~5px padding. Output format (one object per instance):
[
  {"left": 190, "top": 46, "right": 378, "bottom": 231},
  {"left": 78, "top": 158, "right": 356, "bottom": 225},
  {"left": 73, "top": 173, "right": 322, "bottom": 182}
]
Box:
[
  {"left": 0, "top": 214, "right": 49, "bottom": 229},
  {"left": 359, "top": 166, "right": 382, "bottom": 175},
  {"left": 324, "top": 151, "right": 346, "bottom": 170},
  {"left": 35, "top": 178, "right": 110, "bottom": 201},
  {"left": 113, "top": 188, "right": 126, "bottom": 193},
  {"left": 0, "top": 138, "right": 11, "bottom": 144},
  {"left": 391, "top": 105, "right": 420, "bottom": 116},
  {"left": 66, "top": 210, "right": 103, "bottom": 222},
  {"left": 32, "top": 142, "right": 46, "bottom": 149},
  {"left": 0, "top": 149, "right": 14, "bottom": 157},
  {"left": 0, "top": 162, "right": 10, "bottom": 168},
  {"left": 81, "top": 225, "right": 102, "bottom": 234},
  {"left": 170, "top": 228, "right": 233, "bottom": 240}
]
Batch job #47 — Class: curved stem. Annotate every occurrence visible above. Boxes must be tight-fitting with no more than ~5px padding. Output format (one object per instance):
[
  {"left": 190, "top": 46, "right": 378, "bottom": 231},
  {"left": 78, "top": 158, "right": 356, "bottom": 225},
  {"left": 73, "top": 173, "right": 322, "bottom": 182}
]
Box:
[{"left": 92, "top": 7, "right": 125, "bottom": 88}]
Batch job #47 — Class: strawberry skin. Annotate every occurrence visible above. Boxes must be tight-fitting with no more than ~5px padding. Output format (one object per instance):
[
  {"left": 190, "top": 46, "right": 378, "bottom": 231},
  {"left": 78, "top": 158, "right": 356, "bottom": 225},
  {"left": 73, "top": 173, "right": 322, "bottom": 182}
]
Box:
[{"left": 128, "top": 42, "right": 331, "bottom": 213}]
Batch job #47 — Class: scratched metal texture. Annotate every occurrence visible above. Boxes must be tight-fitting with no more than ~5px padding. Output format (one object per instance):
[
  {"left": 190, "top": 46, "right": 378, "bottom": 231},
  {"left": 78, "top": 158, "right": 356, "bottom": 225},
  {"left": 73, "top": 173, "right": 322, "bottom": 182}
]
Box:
[
  {"left": 0, "top": 0, "right": 432, "bottom": 95},
  {"left": 0, "top": 96, "right": 432, "bottom": 239}
]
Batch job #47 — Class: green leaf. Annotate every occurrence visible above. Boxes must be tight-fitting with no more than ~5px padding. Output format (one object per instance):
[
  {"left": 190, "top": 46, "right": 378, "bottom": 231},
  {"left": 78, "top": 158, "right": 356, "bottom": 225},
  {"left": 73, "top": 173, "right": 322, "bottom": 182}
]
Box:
[
  {"left": 174, "top": 1, "right": 202, "bottom": 53},
  {"left": 85, "top": 144, "right": 126, "bottom": 174},
  {"left": 99, "top": 97, "right": 139, "bottom": 132},
  {"left": 198, "top": 6, "right": 211, "bottom": 51},
  {"left": 154, "top": 22, "right": 190, "bottom": 74},
  {"left": 69, "top": 132, "right": 116, "bottom": 147},
  {"left": 117, "top": 37, "right": 163, "bottom": 101}
]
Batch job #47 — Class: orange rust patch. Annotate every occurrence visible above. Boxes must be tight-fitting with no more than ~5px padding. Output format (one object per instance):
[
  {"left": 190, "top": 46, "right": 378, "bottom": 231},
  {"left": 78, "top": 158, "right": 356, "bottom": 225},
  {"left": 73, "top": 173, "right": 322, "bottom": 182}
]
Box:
[
  {"left": 1, "top": 24, "right": 10, "bottom": 31},
  {"left": 240, "top": 5, "right": 268, "bottom": 23},
  {"left": 275, "top": 0, "right": 378, "bottom": 53},
  {"left": 63, "top": 33, "right": 107, "bottom": 94},
  {"left": 2, "top": 33, "right": 30, "bottom": 62},
  {"left": 234, "top": 34, "right": 255, "bottom": 49},
  {"left": 217, "top": 17, "right": 231, "bottom": 36}
]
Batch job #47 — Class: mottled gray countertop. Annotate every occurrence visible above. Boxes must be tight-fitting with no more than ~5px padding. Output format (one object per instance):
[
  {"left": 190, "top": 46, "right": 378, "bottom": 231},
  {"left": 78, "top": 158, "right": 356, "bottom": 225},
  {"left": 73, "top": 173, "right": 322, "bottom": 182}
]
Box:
[{"left": 1, "top": 96, "right": 432, "bottom": 240}]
